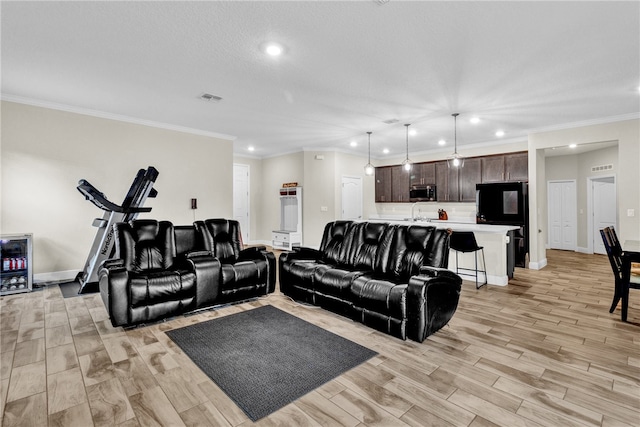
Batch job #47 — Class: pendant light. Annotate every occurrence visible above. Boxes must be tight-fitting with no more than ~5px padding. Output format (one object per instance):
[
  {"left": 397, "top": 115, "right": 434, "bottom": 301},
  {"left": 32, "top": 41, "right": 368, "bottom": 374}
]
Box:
[
  {"left": 447, "top": 113, "right": 464, "bottom": 168},
  {"left": 364, "top": 131, "right": 374, "bottom": 176},
  {"left": 401, "top": 123, "right": 412, "bottom": 171}
]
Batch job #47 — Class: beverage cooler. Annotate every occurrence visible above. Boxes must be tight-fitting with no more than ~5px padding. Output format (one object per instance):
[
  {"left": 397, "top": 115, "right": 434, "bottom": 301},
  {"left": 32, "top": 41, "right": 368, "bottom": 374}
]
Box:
[{"left": 1, "top": 234, "right": 33, "bottom": 295}]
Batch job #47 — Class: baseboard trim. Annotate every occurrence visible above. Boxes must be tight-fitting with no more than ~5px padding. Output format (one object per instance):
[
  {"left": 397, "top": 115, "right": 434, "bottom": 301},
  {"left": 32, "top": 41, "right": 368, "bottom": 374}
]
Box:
[
  {"left": 528, "top": 258, "right": 548, "bottom": 270},
  {"left": 576, "top": 246, "right": 591, "bottom": 254},
  {"left": 34, "top": 269, "right": 79, "bottom": 284}
]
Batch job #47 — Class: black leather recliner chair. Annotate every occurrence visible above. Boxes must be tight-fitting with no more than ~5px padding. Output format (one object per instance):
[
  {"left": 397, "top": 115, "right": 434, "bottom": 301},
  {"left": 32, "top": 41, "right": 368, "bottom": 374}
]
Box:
[
  {"left": 195, "top": 219, "right": 276, "bottom": 303},
  {"left": 99, "top": 219, "right": 219, "bottom": 327}
]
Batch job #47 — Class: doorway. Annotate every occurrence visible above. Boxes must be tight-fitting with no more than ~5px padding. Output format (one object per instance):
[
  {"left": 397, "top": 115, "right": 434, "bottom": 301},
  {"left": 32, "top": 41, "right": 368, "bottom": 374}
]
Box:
[
  {"left": 547, "top": 180, "right": 577, "bottom": 250},
  {"left": 233, "top": 164, "right": 250, "bottom": 242},
  {"left": 588, "top": 175, "right": 616, "bottom": 254},
  {"left": 341, "top": 176, "right": 362, "bottom": 220}
]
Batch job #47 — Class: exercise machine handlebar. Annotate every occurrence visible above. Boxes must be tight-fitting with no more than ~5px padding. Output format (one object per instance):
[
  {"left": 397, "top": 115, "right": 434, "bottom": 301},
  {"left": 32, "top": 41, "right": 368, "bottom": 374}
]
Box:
[{"left": 77, "top": 180, "right": 152, "bottom": 214}]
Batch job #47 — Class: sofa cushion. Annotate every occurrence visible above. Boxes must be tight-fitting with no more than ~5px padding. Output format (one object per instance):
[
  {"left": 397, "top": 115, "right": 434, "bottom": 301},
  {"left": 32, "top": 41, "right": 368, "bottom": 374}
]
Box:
[
  {"left": 130, "top": 270, "right": 196, "bottom": 308},
  {"left": 319, "top": 221, "right": 353, "bottom": 265},
  {"left": 383, "top": 225, "right": 435, "bottom": 282},
  {"left": 313, "top": 267, "right": 365, "bottom": 298},
  {"left": 346, "top": 222, "right": 393, "bottom": 271},
  {"left": 221, "top": 260, "right": 263, "bottom": 290},
  {"left": 351, "top": 276, "right": 407, "bottom": 320}
]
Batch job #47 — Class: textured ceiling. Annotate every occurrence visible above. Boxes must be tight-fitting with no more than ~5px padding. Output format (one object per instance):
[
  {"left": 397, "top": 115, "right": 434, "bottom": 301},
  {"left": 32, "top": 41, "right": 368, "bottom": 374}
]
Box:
[{"left": 2, "top": 1, "right": 639, "bottom": 159}]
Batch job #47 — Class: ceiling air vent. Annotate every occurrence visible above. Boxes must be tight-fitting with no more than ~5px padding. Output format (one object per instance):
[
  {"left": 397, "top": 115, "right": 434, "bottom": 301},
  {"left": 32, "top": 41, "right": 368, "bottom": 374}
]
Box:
[
  {"left": 199, "top": 93, "right": 223, "bottom": 102},
  {"left": 591, "top": 164, "right": 613, "bottom": 172}
]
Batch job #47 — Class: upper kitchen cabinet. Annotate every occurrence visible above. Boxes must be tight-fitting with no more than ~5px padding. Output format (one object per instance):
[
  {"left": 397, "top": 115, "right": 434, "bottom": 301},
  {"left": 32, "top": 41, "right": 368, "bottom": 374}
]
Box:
[
  {"left": 481, "top": 152, "right": 528, "bottom": 182},
  {"left": 459, "top": 157, "right": 481, "bottom": 202},
  {"left": 375, "top": 166, "right": 392, "bottom": 202},
  {"left": 410, "top": 162, "right": 436, "bottom": 187},
  {"left": 481, "top": 155, "right": 505, "bottom": 182},
  {"left": 504, "top": 152, "right": 528, "bottom": 181},
  {"left": 435, "top": 161, "right": 459, "bottom": 202},
  {"left": 391, "top": 165, "right": 410, "bottom": 202}
]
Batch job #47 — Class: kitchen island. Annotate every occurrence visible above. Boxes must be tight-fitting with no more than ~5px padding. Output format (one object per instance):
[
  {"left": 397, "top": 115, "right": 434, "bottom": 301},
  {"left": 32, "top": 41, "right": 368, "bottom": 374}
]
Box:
[{"left": 368, "top": 217, "right": 521, "bottom": 286}]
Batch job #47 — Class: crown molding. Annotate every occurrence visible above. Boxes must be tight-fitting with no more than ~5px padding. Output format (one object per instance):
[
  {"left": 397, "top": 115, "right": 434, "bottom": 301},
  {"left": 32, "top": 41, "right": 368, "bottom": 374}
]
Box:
[
  {"left": 529, "top": 112, "right": 640, "bottom": 134},
  {"left": 1, "top": 94, "right": 237, "bottom": 141}
]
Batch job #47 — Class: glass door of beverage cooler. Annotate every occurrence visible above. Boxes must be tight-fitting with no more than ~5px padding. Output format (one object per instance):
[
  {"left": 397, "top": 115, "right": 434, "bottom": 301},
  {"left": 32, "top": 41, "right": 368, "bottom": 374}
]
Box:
[{"left": 1, "top": 234, "right": 33, "bottom": 295}]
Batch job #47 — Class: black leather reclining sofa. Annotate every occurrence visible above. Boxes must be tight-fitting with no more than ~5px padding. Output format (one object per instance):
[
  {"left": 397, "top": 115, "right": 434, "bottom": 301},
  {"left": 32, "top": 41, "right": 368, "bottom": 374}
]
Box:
[
  {"left": 279, "top": 221, "right": 462, "bottom": 342},
  {"left": 99, "top": 219, "right": 275, "bottom": 327}
]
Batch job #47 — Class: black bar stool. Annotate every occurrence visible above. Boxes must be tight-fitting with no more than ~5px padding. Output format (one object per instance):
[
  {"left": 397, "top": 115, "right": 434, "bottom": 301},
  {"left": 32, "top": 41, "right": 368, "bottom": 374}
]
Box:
[{"left": 450, "top": 231, "right": 487, "bottom": 289}]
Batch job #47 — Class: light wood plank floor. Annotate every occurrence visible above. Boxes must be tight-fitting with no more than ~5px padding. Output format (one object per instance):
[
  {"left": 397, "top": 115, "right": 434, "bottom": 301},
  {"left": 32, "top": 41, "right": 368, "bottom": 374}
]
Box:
[{"left": 1, "top": 249, "right": 639, "bottom": 426}]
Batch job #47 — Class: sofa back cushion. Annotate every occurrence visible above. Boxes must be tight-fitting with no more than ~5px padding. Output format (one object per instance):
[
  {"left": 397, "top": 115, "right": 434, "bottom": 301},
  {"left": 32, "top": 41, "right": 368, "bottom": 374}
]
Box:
[
  {"left": 379, "top": 225, "right": 435, "bottom": 282},
  {"left": 319, "top": 221, "right": 353, "bottom": 265},
  {"left": 425, "top": 228, "right": 451, "bottom": 268},
  {"left": 346, "top": 222, "right": 393, "bottom": 271},
  {"left": 116, "top": 219, "right": 175, "bottom": 273},
  {"left": 196, "top": 219, "right": 242, "bottom": 264}
]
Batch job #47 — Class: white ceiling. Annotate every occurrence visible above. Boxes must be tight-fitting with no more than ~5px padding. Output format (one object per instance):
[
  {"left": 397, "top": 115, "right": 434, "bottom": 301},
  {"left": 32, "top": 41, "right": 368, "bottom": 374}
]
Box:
[{"left": 2, "top": 1, "right": 639, "bottom": 159}]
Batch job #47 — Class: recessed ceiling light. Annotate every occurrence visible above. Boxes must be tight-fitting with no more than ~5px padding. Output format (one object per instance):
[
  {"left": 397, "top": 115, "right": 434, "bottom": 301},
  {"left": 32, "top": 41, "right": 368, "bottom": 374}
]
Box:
[
  {"left": 495, "top": 130, "right": 505, "bottom": 137},
  {"left": 470, "top": 117, "right": 481, "bottom": 124},
  {"left": 265, "top": 43, "right": 283, "bottom": 56},
  {"left": 248, "top": 146, "right": 255, "bottom": 152},
  {"left": 409, "top": 129, "right": 417, "bottom": 136},
  {"left": 569, "top": 144, "right": 577, "bottom": 149},
  {"left": 350, "top": 141, "right": 357, "bottom": 147},
  {"left": 383, "top": 148, "right": 390, "bottom": 154},
  {"left": 438, "top": 139, "right": 446, "bottom": 146}
]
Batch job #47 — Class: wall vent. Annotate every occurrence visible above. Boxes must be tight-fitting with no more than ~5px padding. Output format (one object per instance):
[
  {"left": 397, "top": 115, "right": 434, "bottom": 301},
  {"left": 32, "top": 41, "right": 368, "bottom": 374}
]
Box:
[
  {"left": 199, "top": 93, "right": 223, "bottom": 102},
  {"left": 591, "top": 164, "right": 613, "bottom": 172}
]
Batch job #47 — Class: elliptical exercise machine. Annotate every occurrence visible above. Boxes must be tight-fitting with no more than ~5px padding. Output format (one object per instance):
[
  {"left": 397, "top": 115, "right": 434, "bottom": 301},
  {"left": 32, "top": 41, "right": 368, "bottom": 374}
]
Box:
[{"left": 75, "top": 166, "right": 159, "bottom": 294}]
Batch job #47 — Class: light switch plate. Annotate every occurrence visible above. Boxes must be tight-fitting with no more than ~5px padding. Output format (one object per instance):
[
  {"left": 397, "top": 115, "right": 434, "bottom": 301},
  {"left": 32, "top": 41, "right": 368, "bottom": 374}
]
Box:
[
  {"left": 320, "top": 206, "right": 328, "bottom": 212},
  {"left": 628, "top": 209, "right": 635, "bottom": 217}
]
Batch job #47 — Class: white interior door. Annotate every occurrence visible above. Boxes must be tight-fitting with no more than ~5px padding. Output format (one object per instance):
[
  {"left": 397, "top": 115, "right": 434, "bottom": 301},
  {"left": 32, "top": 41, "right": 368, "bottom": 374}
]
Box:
[
  {"left": 592, "top": 177, "right": 616, "bottom": 254},
  {"left": 547, "top": 180, "right": 576, "bottom": 250},
  {"left": 233, "top": 164, "right": 250, "bottom": 242},
  {"left": 341, "top": 176, "right": 362, "bottom": 220},
  {"left": 548, "top": 182, "right": 563, "bottom": 249}
]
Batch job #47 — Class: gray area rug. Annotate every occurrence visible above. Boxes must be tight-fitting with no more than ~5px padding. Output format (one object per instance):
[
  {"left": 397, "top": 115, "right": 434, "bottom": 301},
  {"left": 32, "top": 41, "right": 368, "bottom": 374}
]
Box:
[{"left": 166, "top": 304, "right": 377, "bottom": 421}]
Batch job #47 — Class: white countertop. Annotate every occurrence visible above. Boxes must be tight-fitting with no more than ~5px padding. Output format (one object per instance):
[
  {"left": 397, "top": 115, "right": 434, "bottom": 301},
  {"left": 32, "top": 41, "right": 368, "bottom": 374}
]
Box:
[{"left": 366, "top": 218, "right": 520, "bottom": 234}]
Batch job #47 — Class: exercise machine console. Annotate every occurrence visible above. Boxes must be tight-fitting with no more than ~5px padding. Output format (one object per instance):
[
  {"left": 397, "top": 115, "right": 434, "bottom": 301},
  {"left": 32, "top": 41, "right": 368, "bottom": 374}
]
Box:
[{"left": 76, "top": 166, "right": 159, "bottom": 293}]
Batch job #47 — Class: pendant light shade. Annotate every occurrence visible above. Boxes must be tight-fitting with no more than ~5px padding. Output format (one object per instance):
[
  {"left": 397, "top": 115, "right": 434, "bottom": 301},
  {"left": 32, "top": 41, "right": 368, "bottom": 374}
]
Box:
[
  {"left": 364, "top": 131, "right": 374, "bottom": 176},
  {"left": 402, "top": 124, "right": 412, "bottom": 171},
  {"left": 447, "top": 113, "right": 464, "bottom": 168}
]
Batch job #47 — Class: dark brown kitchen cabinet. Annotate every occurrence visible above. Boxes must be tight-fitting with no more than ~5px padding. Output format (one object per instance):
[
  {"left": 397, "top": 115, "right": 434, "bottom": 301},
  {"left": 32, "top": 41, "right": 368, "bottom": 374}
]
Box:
[
  {"left": 481, "top": 152, "right": 528, "bottom": 182},
  {"left": 435, "top": 161, "right": 459, "bottom": 202},
  {"left": 481, "top": 155, "right": 506, "bottom": 182},
  {"left": 375, "top": 166, "right": 392, "bottom": 202},
  {"left": 459, "top": 157, "right": 481, "bottom": 202},
  {"left": 410, "top": 162, "right": 436, "bottom": 186},
  {"left": 391, "top": 165, "right": 410, "bottom": 202},
  {"left": 505, "top": 152, "right": 528, "bottom": 181}
]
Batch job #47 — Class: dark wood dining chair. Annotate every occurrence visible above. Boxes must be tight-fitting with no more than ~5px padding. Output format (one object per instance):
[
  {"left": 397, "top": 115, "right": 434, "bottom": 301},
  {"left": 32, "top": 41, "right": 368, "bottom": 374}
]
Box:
[{"left": 600, "top": 226, "right": 640, "bottom": 321}]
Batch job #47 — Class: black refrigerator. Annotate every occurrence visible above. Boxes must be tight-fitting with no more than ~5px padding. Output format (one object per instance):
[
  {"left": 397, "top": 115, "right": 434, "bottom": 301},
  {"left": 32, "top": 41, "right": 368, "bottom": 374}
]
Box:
[{"left": 476, "top": 182, "right": 529, "bottom": 272}]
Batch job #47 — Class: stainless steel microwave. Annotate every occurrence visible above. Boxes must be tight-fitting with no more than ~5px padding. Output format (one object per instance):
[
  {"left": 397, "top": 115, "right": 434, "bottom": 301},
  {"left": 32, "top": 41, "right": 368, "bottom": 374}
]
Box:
[{"left": 409, "top": 185, "right": 437, "bottom": 202}]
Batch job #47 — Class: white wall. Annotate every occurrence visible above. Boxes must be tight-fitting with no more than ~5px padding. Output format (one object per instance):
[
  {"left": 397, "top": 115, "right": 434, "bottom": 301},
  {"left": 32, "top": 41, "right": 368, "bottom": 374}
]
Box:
[
  {"left": 233, "top": 155, "right": 264, "bottom": 244},
  {"left": 529, "top": 119, "right": 640, "bottom": 267},
  {"left": 1, "top": 101, "right": 234, "bottom": 278},
  {"left": 545, "top": 145, "right": 620, "bottom": 250},
  {"left": 260, "top": 152, "right": 304, "bottom": 244}
]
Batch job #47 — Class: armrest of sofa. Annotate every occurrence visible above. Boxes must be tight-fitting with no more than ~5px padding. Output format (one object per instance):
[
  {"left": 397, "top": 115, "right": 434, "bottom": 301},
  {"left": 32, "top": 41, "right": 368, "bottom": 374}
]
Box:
[
  {"left": 182, "top": 252, "right": 221, "bottom": 308},
  {"left": 238, "top": 246, "right": 267, "bottom": 261},
  {"left": 98, "top": 262, "right": 130, "bottom": 327},
  {"left": 282, "top": 247, "right": 322, "bottom": 261},
  {"left": 419, "top": 266, "right": 461, "bottom": 282},
  {"left": 406, "top": 271, "right": 462, "bottom": 342}
]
